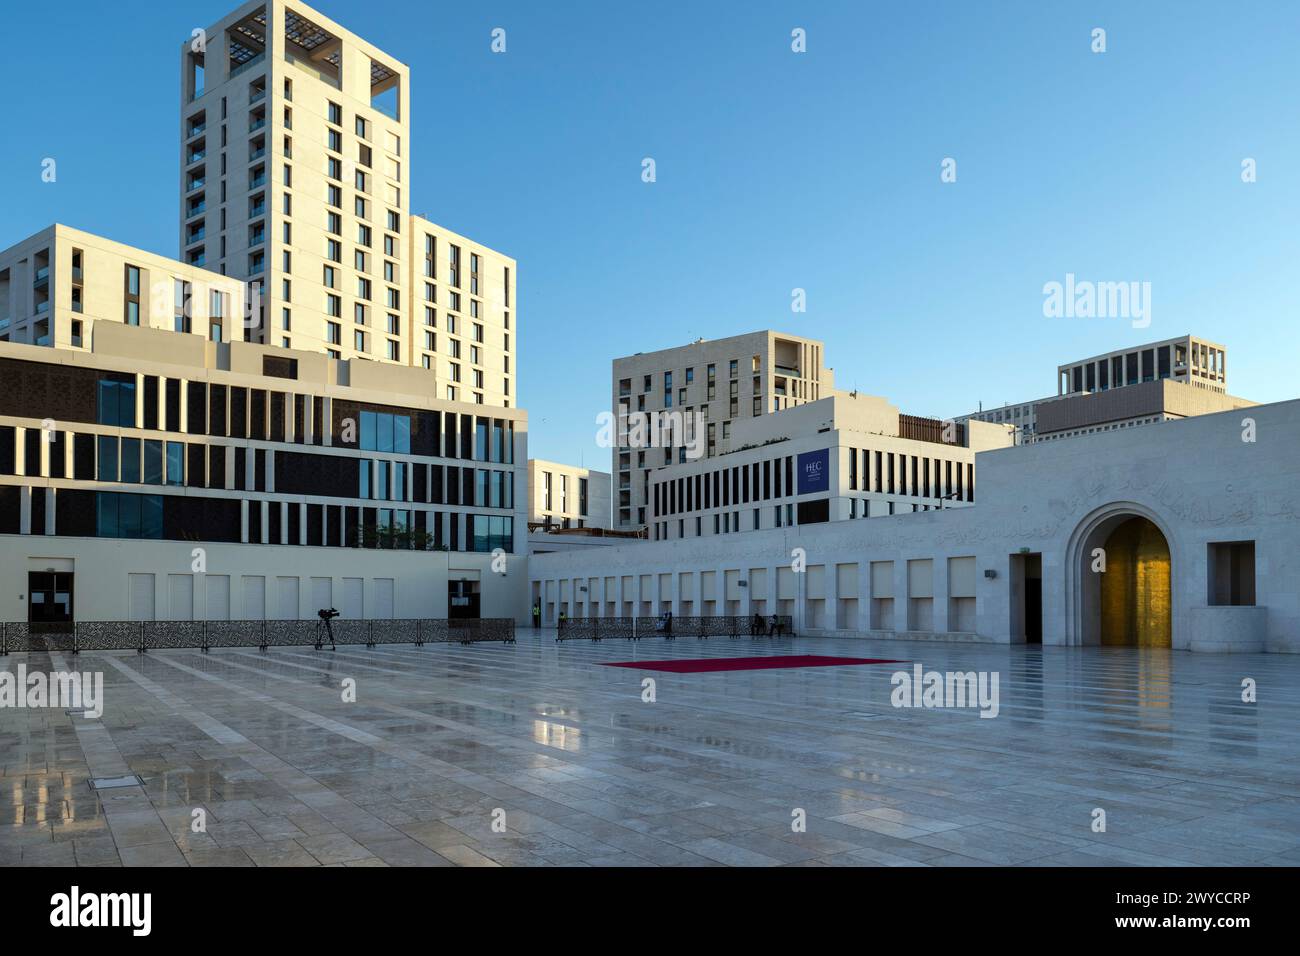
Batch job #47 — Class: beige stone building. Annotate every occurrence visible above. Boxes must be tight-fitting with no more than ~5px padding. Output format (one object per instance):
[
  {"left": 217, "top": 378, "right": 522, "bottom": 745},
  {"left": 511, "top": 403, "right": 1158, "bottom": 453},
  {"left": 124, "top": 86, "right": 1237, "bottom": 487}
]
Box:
[
  {"left": 0, "top": 224, "right": 247, "bottom": 350},
  {"left": 527, "top": 459, "right": 611, "bottom": 530},
  {"left": 407, "top": 217, "right": 516, "bottom": 407},
  {"left": 1033, "top": 378, "right": 1256, "bottom": 442},
  {"left": 611, "top": 331, "right": 833, "bottom": 528},
  {"left": 957, "top": 334, "right": 1233, "bottom": 444},
  {"left": 645, "top": 393, "right": 1012, "bottom": 542},
  {"left": 179, "top": 0, "right": 515, "bottom": 406}
]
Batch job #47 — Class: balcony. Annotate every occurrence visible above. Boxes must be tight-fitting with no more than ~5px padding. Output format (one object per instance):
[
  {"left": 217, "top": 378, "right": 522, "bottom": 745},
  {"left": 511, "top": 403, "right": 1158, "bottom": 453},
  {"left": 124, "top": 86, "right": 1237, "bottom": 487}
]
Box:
[
  {"left": 248, "top": 117, "right": 266, "bottom": 133},
  {"left": 248, "top": 201, "right": 266, "bottom": 218},
  {"left": 248, "top": 146, "right": 266, "bottom": 162},
  {"left": 33, "top": 267, "right": 49, "bottom": 287},
  {"left": 35, "top": 300, "right": 50, "bottom": 314},
  {"left": 249, "top": 173, "right": 266, "bottom": 189},
  {"left": 186, "top": 176, "right": 206, "bottom": 193},
  {"left": 186, "top": 149, "right": 206, "bottom": 165},
  {"left": 248, "top": 230, "right": 265, "bottom": 247},
  {"left": 228, "top": 52, "right": 265, "bottom": 81},
  {"left": 186, "top": 122, "right": 206, "bottom": 139},
  {"left": 187, "top": 228, "right": 206, "bottom": 243},
  {"left": 186, "top": 201, "right": 206, "bottom": 218},
  {"left": 249, "top": 88, "right": 266, "bottom": 105},
  {"left": 775, "top": 364, "right": 801, "bottom": 377}
]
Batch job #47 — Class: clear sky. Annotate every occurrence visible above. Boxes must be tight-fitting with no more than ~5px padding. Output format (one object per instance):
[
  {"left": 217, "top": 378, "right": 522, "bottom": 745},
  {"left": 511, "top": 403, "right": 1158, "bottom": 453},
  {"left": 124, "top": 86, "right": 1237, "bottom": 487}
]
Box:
[{"left": 2, "top": 1, "right": 1297, "bottom": 470}]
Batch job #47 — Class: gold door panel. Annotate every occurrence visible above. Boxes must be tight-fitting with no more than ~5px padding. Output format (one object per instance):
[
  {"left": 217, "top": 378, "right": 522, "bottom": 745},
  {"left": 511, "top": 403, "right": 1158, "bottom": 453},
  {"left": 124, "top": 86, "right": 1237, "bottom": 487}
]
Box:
[{"left": 1100, "top": 517, "right": 1171, "bottom": 648}]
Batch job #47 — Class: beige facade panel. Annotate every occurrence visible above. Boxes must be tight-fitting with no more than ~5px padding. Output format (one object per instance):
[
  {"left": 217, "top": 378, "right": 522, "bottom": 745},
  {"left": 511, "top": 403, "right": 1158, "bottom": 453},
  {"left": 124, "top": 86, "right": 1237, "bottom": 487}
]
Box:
[
  {"left": 908, "top": 559, "right": 934, "bottom": 598},
  {"left": 871, "top": 560, "right": 894, "bottom": 598},
  {"left": 948, "top": 556, "right": 977, "bottom": 599},
  {"left": 1035, "top": 379, "right": 1255, "bottom": 436}
]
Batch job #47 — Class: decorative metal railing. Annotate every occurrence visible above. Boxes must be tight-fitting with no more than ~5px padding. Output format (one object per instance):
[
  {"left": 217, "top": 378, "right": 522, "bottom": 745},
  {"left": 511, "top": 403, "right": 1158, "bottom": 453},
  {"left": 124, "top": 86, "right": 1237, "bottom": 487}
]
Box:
[
  {"left": 556, "top": 615, "right": 794, "bottom": 642},
  {"left": 0, "top": 619, "right": 515, "bottom": 655}
]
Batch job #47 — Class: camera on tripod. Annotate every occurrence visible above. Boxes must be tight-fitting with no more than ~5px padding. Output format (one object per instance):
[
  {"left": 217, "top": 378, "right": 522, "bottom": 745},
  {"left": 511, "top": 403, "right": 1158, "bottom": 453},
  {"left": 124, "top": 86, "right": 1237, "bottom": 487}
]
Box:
[{"left": 315, "top": 608, "right": 339, "bottom": 650}]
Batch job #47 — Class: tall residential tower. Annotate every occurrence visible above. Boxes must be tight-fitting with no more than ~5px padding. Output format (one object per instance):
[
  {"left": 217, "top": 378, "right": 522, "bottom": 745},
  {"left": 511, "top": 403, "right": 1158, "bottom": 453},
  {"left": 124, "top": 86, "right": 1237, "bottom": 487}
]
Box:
[{"left": 180, "top": 0, "right": 515, "bottom": 405}]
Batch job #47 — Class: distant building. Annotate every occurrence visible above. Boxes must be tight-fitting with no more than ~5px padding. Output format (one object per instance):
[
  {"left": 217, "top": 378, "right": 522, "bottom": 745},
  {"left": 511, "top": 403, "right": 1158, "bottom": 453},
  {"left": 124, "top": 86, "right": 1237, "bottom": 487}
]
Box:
[
  {"left": 611, "top": 331, "right": 834, "bottom": 529},
  {"left": 646, "top": 392, "right": 1013, "bottom": 542},
  {"left": 956, "top": 335, "right": 1233, "bottom": 444},
  {"left": 527, "top": 459, "right": 610, "bottom": 529}
]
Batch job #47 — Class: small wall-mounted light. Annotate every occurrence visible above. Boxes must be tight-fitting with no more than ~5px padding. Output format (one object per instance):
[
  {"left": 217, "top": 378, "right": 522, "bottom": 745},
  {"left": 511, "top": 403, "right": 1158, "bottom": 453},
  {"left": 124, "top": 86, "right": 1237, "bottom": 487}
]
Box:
[
  {"left": 738, "top": 581, "right": 748, "bottom": 588},
  {"left": 984, "top": 569, "right": 997, "bottom": 579}
]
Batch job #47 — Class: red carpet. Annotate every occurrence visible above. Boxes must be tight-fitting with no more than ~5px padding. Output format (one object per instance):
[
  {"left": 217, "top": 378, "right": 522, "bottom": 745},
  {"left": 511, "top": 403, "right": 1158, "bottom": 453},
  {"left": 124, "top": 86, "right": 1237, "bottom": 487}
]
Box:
[{"left": 602, "top": 655, "right": 904, "bottom": 674}]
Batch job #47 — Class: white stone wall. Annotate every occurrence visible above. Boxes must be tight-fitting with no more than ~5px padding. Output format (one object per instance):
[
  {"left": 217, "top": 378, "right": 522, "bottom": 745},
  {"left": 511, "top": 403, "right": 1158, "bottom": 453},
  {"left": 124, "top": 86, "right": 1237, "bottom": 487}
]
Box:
[
  {"left": 532, "top": 399, "right": 1300, "bottom": 652},
  {"left": 0, "top": 536, "right": 529, "bottom": 623}
]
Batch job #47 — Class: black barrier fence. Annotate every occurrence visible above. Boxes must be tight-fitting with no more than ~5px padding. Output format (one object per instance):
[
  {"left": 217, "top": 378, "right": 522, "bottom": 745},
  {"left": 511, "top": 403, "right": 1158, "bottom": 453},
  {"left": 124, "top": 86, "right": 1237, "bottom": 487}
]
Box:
[
  {"left": 556, "top": 615, "right": 794, "bottom": 641},
  {"left": 0, "top": 618, "right": 515, "bottom": 655}
]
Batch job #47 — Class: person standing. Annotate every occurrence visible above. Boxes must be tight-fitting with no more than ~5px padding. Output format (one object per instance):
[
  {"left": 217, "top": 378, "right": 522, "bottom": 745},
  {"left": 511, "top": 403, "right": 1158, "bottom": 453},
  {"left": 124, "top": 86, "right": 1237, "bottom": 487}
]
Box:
[{"left": 532, "top": 602, "right": 541, "bottom": 629}]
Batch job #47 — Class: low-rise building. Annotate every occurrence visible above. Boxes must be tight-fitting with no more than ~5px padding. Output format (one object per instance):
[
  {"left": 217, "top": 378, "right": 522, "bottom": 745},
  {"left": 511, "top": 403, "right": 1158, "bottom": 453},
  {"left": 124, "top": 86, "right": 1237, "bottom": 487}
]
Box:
[
  {"left": 646, "top": 392, "right": 1013, "bottom": 541},
  {"left": 1033, "top": 378, "right": 1256, "bottom": 442},
  {"left": 956, "top": 334, "right": 1233, "bottom": 443},
  {"left": 527, "top": 459, "right": 610, "bottom": 529},
  {"left": 0, "top": 325, "right": 529, "bottom": 623},
  {"left": 533, "top": 395, "right": 1300, "bottom": 653}
]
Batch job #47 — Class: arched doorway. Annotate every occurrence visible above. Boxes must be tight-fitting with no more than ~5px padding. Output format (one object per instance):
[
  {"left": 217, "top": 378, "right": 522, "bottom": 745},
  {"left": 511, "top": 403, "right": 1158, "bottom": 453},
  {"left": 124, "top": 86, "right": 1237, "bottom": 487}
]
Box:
[
  {"left": 1099, "top": 517, "right": 1171, "bottom": 647},
  {"left": 1066, "top": 504, "right": 1174, "bottom": 648}
]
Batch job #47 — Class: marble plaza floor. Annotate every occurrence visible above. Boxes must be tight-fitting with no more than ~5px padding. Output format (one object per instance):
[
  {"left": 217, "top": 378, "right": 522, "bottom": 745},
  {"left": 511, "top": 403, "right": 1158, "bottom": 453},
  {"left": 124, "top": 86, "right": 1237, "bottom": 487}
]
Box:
[{"left": 2, "top": 631, "right": 1299, "bottom": 867}]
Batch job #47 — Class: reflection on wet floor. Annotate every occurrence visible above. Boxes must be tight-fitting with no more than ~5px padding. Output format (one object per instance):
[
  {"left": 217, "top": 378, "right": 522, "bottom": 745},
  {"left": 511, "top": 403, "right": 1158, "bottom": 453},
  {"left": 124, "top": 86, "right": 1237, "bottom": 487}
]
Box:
[{"left": 2, "top": 633, "right": 1299, "bottom": 867}]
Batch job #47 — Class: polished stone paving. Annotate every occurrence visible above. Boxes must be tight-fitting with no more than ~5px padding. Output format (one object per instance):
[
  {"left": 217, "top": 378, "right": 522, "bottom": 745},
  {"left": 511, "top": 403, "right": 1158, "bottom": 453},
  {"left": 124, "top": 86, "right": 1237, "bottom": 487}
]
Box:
[{"left": 2, "top": 632, "right": 1299, "bottom": 866}]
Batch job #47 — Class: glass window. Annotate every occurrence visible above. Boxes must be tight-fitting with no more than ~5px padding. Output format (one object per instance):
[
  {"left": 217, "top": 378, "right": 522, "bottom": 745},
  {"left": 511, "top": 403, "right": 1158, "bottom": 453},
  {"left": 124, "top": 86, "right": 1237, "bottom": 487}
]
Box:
[
  {"left": 394, "top": 416, "right": 410, "bottom": 454},
  {"left": 97, "top": 377, "right": 137, "bottom": 427},
  {"left": 143, "top": 440, "right": 163, "bottom": 484},
  {"left": 377, "top": 460, "right": 390, "bottom": 500},
  {"left": 377, "top": 413, "right": 394, "bottom": 453},
  {"left": 475, "top": 419, "right": 488, "bottom": 460},
  {"left": 96, "top": 492, "right": 119, "bottom": 537},
  {"left": 97, "top": 436, "right": 118, "bottom": 481},
  {"left": 120, "top": 438, "right": 141, "bottom": 483},
  {"left": 142, "top": 495, "right": 163, "bottom": 539},
  {"left": 118, "top": 493, "right": 141, "bottom": 538},
  {"left": 166, "top": 442, "right": 184, "bottom": 486},
  {"left": 360, "top": 410, "right": 376, "bottom": 450},
  {"left": 360, "top": 459, "right": 371, "bottom": 499}
]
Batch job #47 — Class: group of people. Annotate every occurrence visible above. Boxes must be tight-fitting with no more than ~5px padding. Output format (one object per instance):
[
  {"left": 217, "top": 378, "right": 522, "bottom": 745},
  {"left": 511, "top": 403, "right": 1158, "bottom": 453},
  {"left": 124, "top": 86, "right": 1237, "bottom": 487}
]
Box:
[{"left": 751, "top": 613, "right": 786, "bottom": 637}]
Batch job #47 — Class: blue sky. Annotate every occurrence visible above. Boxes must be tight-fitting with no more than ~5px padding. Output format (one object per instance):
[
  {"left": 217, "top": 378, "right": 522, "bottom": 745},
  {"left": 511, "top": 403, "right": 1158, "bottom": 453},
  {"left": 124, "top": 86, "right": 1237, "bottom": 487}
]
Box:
[{"left": 2, "top": 1, "right": 1297, "bottom": 469}]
